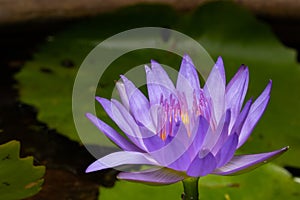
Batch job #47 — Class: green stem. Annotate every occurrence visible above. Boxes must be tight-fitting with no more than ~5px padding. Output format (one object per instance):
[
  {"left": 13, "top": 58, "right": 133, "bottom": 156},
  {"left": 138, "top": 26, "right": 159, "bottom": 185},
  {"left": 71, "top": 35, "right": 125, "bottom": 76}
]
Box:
[{"left": 181, "top": 177, "right": 200, "bottom": 200}]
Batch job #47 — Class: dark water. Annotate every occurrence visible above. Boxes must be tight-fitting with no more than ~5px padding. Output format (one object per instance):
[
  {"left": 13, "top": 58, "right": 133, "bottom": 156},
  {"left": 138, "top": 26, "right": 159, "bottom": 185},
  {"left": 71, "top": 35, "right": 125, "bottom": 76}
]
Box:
[{"left": 0, "top": 21, "right": 118, "bottom": 200}]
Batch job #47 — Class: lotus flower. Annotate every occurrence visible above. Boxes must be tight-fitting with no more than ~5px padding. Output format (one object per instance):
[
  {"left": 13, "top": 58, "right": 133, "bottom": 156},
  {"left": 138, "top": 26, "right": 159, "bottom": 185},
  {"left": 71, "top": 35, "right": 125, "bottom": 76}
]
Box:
[{"left": 86, "top": 55, "right": 287, "bottom": 185}]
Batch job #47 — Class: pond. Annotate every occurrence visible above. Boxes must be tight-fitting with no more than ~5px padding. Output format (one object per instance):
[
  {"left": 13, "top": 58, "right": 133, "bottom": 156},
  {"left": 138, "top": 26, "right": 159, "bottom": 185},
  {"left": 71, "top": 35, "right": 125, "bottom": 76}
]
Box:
[{"left": 0, "top": 1, "right": 300, "bottom": 200}]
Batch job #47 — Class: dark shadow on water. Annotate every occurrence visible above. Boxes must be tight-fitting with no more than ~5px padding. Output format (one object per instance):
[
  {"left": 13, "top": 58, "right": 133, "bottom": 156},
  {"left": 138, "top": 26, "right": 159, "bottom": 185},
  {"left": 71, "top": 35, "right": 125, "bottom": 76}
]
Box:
[{"left": 0, "top": 21, "right": 118, "bottom": 200}]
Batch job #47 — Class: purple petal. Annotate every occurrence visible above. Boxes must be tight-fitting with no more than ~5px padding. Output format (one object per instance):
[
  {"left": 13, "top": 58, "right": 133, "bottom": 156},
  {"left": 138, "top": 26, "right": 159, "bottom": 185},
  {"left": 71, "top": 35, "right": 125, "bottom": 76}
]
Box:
[
  {"left": 116, "top": 81, "right": 129, "bottom": 110},
  {"left": 215, "top": 133, "right": 239, "bottom": 168},
  {"left": 118, "top": 167, "right": 185, "bottom": 185},
  {"left": 237, "top": 81, "right": 272, "bottom": 148},
  {"left": 176, "top": 54, "right": 201, "bottom": 109},
  {"left": 204, "top": 56, "right": 226, "bottom": 123},
  {"left": 96, "top": 97, "right": 147, "bottom": 150},
  {"left": 149, "top": 122, "right": 190, "bottom": 167},
  {"left": 230, "top": 98, "right": 252, "bottom": 135},
  {"left": 120, "top": 75, "right": 155, "bottom": 132},
  {"left": 146, "top": 62, "right": 176, "bottom": 106},
  {"left": 139, "top": 126, "right": 165, "bottom": 152},
  {"left": 202, "top": 109, "right": 231, "bottom": 152},
  {"left": 86, "top": 113, "right": 141, "bottom": 152},
  {"left": 86, "top": 151, "right": 158, "bottom": 173},
  {"left": 168, "top": 116, "right": 209, "bottom": 171},
  {"left": 225, "top": 66, "right": 249, "bottom": 130},
  {"left": 211, "top": 110, "right": 231, "bottom": 155},
  {"left": 187, "top": 152, "right": 217, "bottom": 177},
  {"left": 96, "top": 97, "right": 113, "bottom": 118},
  {"left": 110, "top": 99, "right": 149, "bottom": 151},
  {"left": 213, "top": 147, "right": 288, "bottom": 175}
]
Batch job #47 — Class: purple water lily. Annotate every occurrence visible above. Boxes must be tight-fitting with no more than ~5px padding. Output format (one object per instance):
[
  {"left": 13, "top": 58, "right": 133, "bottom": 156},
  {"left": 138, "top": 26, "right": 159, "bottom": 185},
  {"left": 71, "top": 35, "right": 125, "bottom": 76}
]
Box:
[{"left": 86, "top": 55, "right": 287, "bottom": 185}]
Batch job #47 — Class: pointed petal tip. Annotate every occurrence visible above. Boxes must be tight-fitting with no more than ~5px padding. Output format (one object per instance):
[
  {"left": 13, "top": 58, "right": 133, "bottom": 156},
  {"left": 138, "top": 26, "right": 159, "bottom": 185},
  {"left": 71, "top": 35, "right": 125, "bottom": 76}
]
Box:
[
  {"left": 262, "top": 80, "right": 272, "bottom": 98},
  {"left": 150, "top": 59, "right": 163, "bottom": 71},
  {"left": 244, "top": 98, "right": 253, "bottom": 108},
  {"left": 282, "top": 146, "right": 289, "bottom": 151},
  {"left": 264, "top": 80, "right": 272, "bottom": 92},
  {"left": 239, "top": 64, "right": 249, "bottom": 72},
  {"left": 95, "top": 96, "right": 111, "bottom": 106},
  {"left": 95, "top": 96, "right": 107, "bottom": 105},
  {"left": 86, "top": 161, "right": 105, "bottom": 173},
  {"left": 95, "top": 96, "right": 103, "bottom": 102},
  {"left": 145, "top": 64, "right": 150, "bottom": 70},
  {"left": 226, "top": 108, "right": 231, "bottom": 117},
  {"left": 86, "top": 112, "right": 99, "bottom": 124},
  {"left": 116, "top": 80, "right": 124, "bottom": 86},
  {"left": 213, "top": 146, "right": 288, "bottom": 175},
  {"left": 145, "top": 65, "right": 153, "bottom": 77},
  {"left": 85, "top": 163, "right": 99, "bottom": 173},
  {"left": 85, "top": 112, "right": 93, "bottom": 119},
  {"left": 248, "top": 97, "right": 253, "bottom": 103},
  {"left": 182, "top": 54, "right": 192, "bottom": 62},
  {"left": 268, "top": 79, "right": 273, "bottom": 87},
  {"left": 150, "top": 59, "right": 159, "bottom": 65},
  {"left": 216, "top": 56, "right": 224, "bottom": 64},
  {"left": 183, "top": 53, "right": 189, "bottom": 57},
  {"left": 120, "top": 74, "right": 128, "bottom": 82},
  {"left": 85, "top": 167, "right": 93, "bottom": 173}
]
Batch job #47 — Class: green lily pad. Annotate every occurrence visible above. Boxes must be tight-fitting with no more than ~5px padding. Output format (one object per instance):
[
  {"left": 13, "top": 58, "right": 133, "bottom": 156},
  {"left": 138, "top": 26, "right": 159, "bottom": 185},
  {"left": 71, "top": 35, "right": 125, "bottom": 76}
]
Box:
[
  {"left": 16, "top": 2, "right": 300, "bottom": 168},
  {"left": 0, "top": 140, "right": 45, "bottom": 199},
  {"left": 100, "top": 164, "right": 300, "bottom": 200},
  {"left": 187, "top": 2, "right": 300, "bottom": 168}
]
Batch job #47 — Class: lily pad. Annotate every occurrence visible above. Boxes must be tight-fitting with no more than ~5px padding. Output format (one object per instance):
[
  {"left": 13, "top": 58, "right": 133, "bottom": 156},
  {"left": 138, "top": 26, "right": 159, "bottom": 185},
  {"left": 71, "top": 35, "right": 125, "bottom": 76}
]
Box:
[
  {"left": 16, "top": 2, "right": 300, "bottom": 168},
  {"left": 100, "top": 164, "right": 300, "bottom": 200},
  {"left": 0, "top": 140, "right": 45, "bottom": 199},
  {"left": 187, "top": 2, "right": 300, "bottom": 168}
]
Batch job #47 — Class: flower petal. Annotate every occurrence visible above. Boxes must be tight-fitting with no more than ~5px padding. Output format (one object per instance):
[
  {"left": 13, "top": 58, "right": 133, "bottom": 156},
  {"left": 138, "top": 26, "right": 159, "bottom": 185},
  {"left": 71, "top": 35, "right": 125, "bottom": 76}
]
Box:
[
  {"left": 202, "top": 109, "right": 231, "bottom": 152},
  {"left": 149, "top": 122, "right": 190, "bottom": 167},
  {"left": 238, "top": 81, "right": 272, "bottom": 148},
  {"left": 177, "top": 55, "right": 201, "bottom": 91},
  {"left": 118, "top": 167, "right": 186, "bottom": 185},
  {"left": 176, "top": 54, "right": 201, "bottom": 109},
  {"left": 96, "top": 97, "right": 148, "bottom": 150},
  {"left": 139, "top": 126, "right": 165, "bottom": 152},
  {"left": 86, "top": 113, "right": 141, "bottom": 152},
  {"left": 211, "top": 109, "right": 231, "bottom": 155},
  {"left": 116, "top": 81, "right": 130, "bottom": 110},
  {"left": 215, "top": 133, "right": 239, "bottom": 168},
  {"left": 120, "top": 75, "right": 155, "bottom": 132},
  {"left": 225, "top": 65, "right": 249, "bottom": 130},
  {"left": 86, "top": 151, "right": 158, "bottom": 173},
  {"left": 168, "top": 116, "right": 209, "bottom": 171},
  {"left": 213, "top": 146, "right": 288, "bottom": 175},
  {"left": 96, "top": 97, "right": 113, "bottom": 118},
  {"left": 146, "top": 61, "right": 176, "bottom": 106},
  {"left": 204, "top": 56, "right": 226, "bottom": 123},
  {"left": 187, "top": 152, "right": 217, "bottom": 177},
  {"left": 110, "top": 99, "right": 149, "bottom": 151},
  {"left": 230, "top": 98, "right": 252, "bottom": 136}
]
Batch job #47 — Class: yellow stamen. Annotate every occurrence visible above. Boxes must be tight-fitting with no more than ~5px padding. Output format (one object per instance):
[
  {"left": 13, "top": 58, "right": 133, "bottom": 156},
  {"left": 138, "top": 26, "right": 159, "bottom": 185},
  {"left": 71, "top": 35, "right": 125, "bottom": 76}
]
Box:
[
  {"left": 161, "top": 130, "right": 167, "bottom": 141},
  {"left": 181, "top": 112, "right": 191, "bottom": 137}
]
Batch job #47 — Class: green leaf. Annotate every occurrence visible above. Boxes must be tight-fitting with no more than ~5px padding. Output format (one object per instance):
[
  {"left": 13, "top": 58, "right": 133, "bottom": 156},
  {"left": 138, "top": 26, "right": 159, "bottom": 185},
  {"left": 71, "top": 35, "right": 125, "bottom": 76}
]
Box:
[
  {"left": 186, "top": 2, "right": 300, "bottom": 168},
  {"left": 15, "top": 2, "right": 300, "bottom": 168},
  {"left": 0, "top": 140, "right": 45, "bottom": 200},
  {"left": 200, "top": 164, "right": 300, "bottom": 199},
  {"left": 100, "top": 164, "right": 300, "bottom": 200}
]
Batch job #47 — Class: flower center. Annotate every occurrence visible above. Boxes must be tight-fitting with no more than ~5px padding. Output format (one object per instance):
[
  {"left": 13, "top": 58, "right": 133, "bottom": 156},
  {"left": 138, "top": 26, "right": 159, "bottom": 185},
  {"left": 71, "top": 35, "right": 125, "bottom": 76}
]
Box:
[
  {"left": 157, "top": 90, "right": 211, "bottom": 141},
  {"left": 157, "top": 93, "right": 192, "bottom": 141}
]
